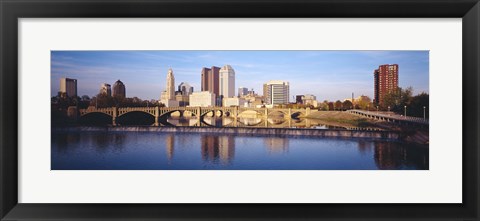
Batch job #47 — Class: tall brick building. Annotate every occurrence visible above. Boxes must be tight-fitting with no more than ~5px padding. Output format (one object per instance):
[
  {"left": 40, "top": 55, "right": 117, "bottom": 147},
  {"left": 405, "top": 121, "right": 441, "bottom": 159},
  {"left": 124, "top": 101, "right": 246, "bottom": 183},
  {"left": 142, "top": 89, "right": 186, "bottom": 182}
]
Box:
[
  {"left": 374, "top": 64, "right": 399, "bottom": 106},
  {"left": 201, "top": 66, "right": 221, "bottom": 96}
]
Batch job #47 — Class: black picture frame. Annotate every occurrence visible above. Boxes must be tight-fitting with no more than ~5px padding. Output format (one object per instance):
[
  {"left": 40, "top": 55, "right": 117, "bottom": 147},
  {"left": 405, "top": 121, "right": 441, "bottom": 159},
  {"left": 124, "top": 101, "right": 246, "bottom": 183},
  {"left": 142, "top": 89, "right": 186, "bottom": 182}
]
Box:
[{"left": 1, "top": 0, "right": 479, "bottom": 220}]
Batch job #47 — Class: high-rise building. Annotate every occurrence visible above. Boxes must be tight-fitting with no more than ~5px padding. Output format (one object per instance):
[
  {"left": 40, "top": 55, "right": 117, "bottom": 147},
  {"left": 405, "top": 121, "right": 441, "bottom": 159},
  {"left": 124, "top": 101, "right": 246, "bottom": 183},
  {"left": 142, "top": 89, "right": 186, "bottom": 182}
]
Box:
[
  {"left": 263, "top": 80, "right": 290, "bottom": 105},
  {"left": 219, "top": 65, "right": 236, "bottom": 100},
  {"left": 178, "top": 82, "right": 194, "bottom": 96},
  {"left": 59, "top": 77, "right": 77, "bottom": 97},
  {"left": 374, "top": 64, "right": 399, "bottom": 106},
  {"left": 160, "top": 68, "right": 179, "bottom": 107},
  {"left": 238, "top": 87, "right": 248, "bottom": 97},
  {"left": 201, "top": 66, "right": 220, "bottom": 96},
  {"left": 99, "top": 83, "right": 111, "bottom": 96},
  {"left": 112, "top": 80, "right": 126, "bottom": 98}
]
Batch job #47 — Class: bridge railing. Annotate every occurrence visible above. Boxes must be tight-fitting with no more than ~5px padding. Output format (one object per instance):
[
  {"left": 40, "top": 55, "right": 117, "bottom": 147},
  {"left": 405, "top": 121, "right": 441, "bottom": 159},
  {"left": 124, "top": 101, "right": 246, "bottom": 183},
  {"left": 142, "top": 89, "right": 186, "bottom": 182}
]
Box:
[{"left": 347, "top": 110, "right": 428, "bottom": 124}]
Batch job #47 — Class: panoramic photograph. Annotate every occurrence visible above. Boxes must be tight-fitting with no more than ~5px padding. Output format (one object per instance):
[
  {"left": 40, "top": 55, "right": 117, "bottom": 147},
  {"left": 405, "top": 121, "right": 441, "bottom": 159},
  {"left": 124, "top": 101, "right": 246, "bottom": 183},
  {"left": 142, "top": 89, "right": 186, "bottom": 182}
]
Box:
[{"left": 51, "top": 50, "right": 429, "bottom": 170}]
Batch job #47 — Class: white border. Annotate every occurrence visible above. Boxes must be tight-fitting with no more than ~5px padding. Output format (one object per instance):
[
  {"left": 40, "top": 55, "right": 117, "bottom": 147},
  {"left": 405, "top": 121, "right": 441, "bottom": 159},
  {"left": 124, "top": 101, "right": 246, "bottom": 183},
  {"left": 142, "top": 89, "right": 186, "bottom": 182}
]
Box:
[{"left": 19, "top": 18, "right": 462, "bottom": 203}]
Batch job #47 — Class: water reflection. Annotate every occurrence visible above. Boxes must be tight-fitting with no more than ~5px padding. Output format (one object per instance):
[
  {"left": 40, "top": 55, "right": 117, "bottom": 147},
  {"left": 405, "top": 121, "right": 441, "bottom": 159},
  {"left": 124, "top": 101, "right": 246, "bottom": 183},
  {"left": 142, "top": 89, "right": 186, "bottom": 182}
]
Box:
[
  {"left": 165, "top": 116, "right": 352, "bottom": 130},
  {"left": 200, "top": 136, "right": 235, "bottom": 165},
  {"left": 52, "top": 131, "right": 428, "bottom": 170}
]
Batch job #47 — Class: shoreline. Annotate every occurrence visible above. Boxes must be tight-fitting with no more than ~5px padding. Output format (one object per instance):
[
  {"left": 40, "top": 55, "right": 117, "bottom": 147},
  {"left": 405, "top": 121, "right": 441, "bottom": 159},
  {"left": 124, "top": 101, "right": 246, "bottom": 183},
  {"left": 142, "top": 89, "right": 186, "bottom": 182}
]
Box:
[{"left": 52, "top": 126, "right": 411, "bottom": 143}]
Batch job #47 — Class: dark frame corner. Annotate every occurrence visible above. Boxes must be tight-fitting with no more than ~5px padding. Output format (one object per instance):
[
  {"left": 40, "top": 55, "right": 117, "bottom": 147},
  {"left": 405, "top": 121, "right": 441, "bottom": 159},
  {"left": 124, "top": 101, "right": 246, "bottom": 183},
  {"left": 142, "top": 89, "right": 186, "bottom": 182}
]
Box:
[{"left": 1, "top": 0, "right": 479, "bottom": 220}]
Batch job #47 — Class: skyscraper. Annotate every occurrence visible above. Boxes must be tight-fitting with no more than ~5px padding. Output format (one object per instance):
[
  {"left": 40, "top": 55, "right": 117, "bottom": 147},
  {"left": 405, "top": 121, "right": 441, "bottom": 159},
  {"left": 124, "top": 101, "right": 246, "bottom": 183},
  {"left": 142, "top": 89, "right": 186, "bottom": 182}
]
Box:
[
  {"left": 99, "top": 83, "right": 111, "bottom": 96},
  {"left": 160, "top": 68, "right": 179, "bottom": 107},
  {"left": 59, "top": 77, "right": 77, "bottom": 97},
  {"left": 219, "top": 65, "right": 235, "bottom": 99},
  {"left": 238, "top": 87, "right": 248, "bottom": 97},
  {"left": 112, "top": 80, "right": 126, "bottom": 98},
  {"left": 178, "top": 82, "right": 194, "bottom": 96},
  {"left": 263, "top": 80, "right": 290, "bottom": 105},
  {"left": 201, "top": 66, "right": 220, "bottom": 96},
  {"left": 374, "top": 64, "right": 399, "bottom": 106}
]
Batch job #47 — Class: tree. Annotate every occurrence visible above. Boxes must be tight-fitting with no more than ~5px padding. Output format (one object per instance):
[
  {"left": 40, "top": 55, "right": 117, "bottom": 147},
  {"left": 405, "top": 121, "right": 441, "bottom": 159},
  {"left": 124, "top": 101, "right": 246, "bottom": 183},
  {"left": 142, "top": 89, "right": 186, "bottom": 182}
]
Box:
[
  {"left": 327, "top": 102, "right": 334, "bottom": 111},
  {"left": 356, "top": 95, "right": 372, "bottom": 110},
  {"left": 342, "top": 100, "right": 353, "bottom": 110},
  {"left": 334, "top": 100, "right": 343, "bottom": 110},
  {"left": 382, "top": 87, "right": 413, "bottom": 113},
  {"left": 409, "top": 92, "right": 429, "bottom": 118}
]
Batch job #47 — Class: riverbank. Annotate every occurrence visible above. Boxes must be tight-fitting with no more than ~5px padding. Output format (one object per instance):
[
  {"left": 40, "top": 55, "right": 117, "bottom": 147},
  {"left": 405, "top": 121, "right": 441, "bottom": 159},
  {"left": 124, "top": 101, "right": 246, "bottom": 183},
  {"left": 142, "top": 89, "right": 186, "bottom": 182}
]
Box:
[
  {"left": 304, "top": 111, "right": 381, "bottom": 128},
  {"left": 305, "top": 111, "right": 429, "bottom": 144}
]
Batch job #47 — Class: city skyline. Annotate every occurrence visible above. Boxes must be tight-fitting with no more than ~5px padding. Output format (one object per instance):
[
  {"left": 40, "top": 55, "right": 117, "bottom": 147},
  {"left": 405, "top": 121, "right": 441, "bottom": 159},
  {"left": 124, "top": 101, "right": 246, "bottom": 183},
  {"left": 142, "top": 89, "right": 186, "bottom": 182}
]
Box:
[{"left": 51, "top": 50, "right": 429, "bottom": 101}]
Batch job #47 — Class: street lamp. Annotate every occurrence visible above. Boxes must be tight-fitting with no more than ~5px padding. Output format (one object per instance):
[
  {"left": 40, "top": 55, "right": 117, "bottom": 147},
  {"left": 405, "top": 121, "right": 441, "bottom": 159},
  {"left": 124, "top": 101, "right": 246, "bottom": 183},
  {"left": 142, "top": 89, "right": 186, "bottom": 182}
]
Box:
[
  {"left": 404, "top": 105, "right": 407, "bottom": 118},
  {"left": 423, "top": 106, "right": 426, "bottom": 120},
  {"left": 388, "top": 106, "right": 390, "bottom": 114},
  {"left": 376, "top": 106, "right": 379, "bottom": 112}
]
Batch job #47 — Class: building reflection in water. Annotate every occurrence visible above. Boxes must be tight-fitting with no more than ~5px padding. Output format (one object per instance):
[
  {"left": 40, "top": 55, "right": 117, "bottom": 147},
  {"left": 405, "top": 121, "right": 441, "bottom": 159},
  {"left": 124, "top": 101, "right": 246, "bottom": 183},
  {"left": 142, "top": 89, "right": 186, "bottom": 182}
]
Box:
[
  {"left": 357, "top": 140, "right": 373, "bottom": 155},
  {"left": 264, "top": 137, "right": 289, "bottom": 154},
  {"left": 200, "top": 135, "right": 235, "bottom": 164},
  {"left": 165, "top": 134, "right": 175, "bottom": 162},
  {"left": 374, "top": 141, "right": 428, "bottom": 170}
]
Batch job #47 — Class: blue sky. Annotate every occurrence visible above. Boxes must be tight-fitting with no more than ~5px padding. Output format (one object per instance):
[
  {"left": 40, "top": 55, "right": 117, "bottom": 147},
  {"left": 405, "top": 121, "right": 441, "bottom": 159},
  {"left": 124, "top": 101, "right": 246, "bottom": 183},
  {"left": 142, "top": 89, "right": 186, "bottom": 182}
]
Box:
[{"left": 51, "top": 51, "right": 429, "bottom": 101}]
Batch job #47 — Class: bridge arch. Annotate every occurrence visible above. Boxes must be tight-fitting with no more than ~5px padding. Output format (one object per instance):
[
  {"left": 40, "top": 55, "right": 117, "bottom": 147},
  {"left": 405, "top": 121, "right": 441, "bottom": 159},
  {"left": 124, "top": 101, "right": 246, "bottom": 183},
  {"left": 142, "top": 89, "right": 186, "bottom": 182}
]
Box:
[
  {"left": 79, "top": 112, "right": 113, "bottom": 125},
  {"left": 116, "top": 111, "right": 155, "bottom": 126}
]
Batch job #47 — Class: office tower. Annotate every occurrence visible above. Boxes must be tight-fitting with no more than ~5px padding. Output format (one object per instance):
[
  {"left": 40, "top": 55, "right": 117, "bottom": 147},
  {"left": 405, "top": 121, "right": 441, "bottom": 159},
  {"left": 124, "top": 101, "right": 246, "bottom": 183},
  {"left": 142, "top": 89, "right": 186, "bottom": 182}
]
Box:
[
  {"left": 374, "top": 64, "right": 399, "bottom": 106},
  {"left": 59, "top": 77, "right": 77, "bottom": 97},
  {"left": 160, "top": 68, "right": 179, "bottom": 107},
  {"left": 201, "top": 66, "right": 220, "bottom": 96},
  {"left": 238, "top": 87, "right": 248, "bottom": 97},
  {"left": 99, "top": 83, "right": 111, "bottom": 96},
  {"left": 112, "top": 79, "right": 126, "bottom": 98},
  {"left": 219, "top": 65, "right": 235, "bottom": 99},
  {"left": 263, "top": 80, "right": 290, "bottom": 105},
  {"left": 178, "top": 82, "right": 194, "bottom": 96}
]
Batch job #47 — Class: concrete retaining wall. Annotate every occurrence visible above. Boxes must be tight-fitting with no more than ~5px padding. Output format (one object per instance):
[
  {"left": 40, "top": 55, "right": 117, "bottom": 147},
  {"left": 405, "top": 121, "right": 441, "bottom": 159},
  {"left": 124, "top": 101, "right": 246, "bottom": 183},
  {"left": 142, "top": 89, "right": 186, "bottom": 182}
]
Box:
[{"left": 54, "top": 126, "right": 400, "bottom": 140}]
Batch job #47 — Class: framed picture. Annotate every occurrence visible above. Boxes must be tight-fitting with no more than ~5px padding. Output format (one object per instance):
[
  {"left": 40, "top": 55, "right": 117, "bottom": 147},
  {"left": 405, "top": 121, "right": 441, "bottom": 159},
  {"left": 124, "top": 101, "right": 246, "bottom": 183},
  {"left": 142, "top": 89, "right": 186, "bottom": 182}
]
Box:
[{"left": 1, "top": 0, "right": 479, "bottom": 220}]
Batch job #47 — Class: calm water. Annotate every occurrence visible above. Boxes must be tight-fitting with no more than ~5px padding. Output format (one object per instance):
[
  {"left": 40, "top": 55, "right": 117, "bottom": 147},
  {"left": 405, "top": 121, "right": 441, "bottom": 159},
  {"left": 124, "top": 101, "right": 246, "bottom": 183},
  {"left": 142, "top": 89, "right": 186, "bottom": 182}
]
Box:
[{"left": 51, "top": 131, "right": 428, "bottom": 170}]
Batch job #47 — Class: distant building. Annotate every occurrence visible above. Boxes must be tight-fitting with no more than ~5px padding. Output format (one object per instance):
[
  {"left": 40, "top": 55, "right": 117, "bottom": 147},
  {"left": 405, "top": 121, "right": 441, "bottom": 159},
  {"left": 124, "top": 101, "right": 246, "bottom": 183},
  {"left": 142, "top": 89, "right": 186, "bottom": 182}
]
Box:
[
  {"left": 263, "top": 80, "right": 290, "bottom": 105},
  {"left": 223, "top": 97, "right": 245, "bottom": 107},
  {"left": 374, "top": 64, "right": 399, "bottom": 106},
  {"left": 219, "top": 65, "right": 236, "bottom": 99},
  {"left": 178, "top": 82, "right": 194, "bottom": 96},
  {"left": 189, "top": 91, "right": 215, "bottom": 107},
  {"left": 247, "top": 89, "right": 255, "bottom": 96},
  {"left": 175, "top": 94, "right": 189, "bottom": 107},
  {"left": 99, "top": 83, "right": 111, "bottom": 96},
  {"left": 201, "top": 66, "right": 220, "bottom": 95},
  {"left": 160, "top": 68, "right": 179, "bottom": 107},
  {"left": 59, "top": 77, "right": 77, "bottom": 98},
  {"left": 238, "top": 87, "right": 248, "bottom": 97},
  {"left": 302, "top": 94, "right": 317, "bottom": 106},
  {"left": 295, "top": 95, "right": 304, "bottom": 104},
  {"left": 112, "top": 80, "right": 126, "bottom": 99},
  {"left": 243, "top": 94, "right": 264, "bottom": 108}
]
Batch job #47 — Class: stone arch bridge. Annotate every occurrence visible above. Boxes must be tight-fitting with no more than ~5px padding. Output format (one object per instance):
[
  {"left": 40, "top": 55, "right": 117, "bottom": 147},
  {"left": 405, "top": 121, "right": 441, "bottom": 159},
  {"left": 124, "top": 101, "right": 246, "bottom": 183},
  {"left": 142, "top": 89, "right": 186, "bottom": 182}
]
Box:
[{"left": 78, "top": 106, "right": 312, "bottom": 126}]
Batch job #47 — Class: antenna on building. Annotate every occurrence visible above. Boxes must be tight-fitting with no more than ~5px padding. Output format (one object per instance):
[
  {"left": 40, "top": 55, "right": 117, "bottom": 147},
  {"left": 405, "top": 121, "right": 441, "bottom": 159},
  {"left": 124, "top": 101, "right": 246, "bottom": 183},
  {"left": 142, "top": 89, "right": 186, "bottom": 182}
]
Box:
[{"left": 352, "top": 92, "right": 354, "bottom": 109}]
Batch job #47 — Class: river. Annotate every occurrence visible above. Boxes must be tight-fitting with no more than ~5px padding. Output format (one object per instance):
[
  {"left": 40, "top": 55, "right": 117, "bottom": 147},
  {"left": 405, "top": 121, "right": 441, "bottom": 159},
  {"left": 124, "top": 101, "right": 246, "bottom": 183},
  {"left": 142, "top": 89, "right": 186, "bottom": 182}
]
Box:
[{"left": 51, "top": 130, "right": 428, "bottom": 170}]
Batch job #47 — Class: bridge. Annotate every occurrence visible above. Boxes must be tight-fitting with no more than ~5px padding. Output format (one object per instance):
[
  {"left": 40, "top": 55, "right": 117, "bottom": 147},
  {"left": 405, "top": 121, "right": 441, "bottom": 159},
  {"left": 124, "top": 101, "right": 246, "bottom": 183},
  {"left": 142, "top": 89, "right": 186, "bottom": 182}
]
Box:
[
  {"left": 347, "top": 109, "right": 429, "bottom": 126},
  {"left": 78, "top": 106, "right": 312, "bottom": 126}
]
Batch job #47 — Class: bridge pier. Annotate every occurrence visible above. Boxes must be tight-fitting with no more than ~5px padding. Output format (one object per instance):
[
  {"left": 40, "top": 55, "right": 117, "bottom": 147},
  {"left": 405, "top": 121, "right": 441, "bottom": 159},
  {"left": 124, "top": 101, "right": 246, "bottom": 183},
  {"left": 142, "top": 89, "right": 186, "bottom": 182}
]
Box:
[
  {"left": 112, "top": 107, "right": 117, "bottom": 126},
  {"left": 154, "top": 106, "right": 160, "bottom": 126}
]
